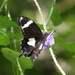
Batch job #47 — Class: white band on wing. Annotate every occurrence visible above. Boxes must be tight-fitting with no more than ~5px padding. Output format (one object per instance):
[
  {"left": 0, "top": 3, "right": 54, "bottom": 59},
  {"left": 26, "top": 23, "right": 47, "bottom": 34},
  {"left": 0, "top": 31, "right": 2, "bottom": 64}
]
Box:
[
  {"left": 27, "top": 38, "right": 36, "bottom": 47},
  {"left": 22, "top": 20, "right": 33, "bottom": 29}
]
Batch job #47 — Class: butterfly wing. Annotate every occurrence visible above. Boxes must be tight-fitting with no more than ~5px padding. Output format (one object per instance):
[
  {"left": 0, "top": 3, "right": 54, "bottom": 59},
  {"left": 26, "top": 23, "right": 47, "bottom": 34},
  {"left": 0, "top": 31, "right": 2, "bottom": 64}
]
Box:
[
  {"left": 17, "top": 16, "right": 43, "bottom": 57},
  {"left": 33, "top": 31, "right": 55, "bottom": 57},
  {"left": 17, "top": 16, "right": 43, "bottom": 39},
  {"left": 19, "top": 38, "right": 35, "bottom": 57}
]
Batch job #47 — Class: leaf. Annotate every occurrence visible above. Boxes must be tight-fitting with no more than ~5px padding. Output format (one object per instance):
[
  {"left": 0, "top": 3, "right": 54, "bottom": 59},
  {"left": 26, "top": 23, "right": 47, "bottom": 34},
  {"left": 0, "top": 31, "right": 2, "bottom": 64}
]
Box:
[
  {"left": 0, "top": 33, "right": 10, "bottom": 46},
  {"left": 0, "top": 29, "right": 23, "bottom": 41},
  {"left": 1, "top": 48, "right": 33, "bottom": 71},
  {"left": 51, "top": 6, "right": 62, "bottom": 26},
  {"left": 55, "top": 38, "right": 75, "bottom": 52},
  {"left": 37, "top": 24, "right": 44, "bottom": 30},
  {"left": 13, "top": 32, "right": 23, "bottom": 41},
  {"left": 0, "top": 16, "right": 17, "bottom": 28},
  {"left": 6, "top": 31, "right": 14, "bottom": 39},
  {"left": 47, "top": 28, "right": 52, "bottom": 31}
]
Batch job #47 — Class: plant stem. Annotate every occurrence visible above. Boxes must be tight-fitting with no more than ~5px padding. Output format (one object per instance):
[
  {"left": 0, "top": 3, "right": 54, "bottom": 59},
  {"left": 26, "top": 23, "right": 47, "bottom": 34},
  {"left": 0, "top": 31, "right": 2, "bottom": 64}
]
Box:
[
  {"left": 8, "top": 11, "right": 17, "bottom": 51},
  {"left": 33, "top": 0, "right": 44, "bottom": 23},
  {"left": 33, "top": 0, "right": 47, "bottom": 32},
  {"left": 17, "top": 58, "right": 24, "bottom": 75},
  {"left": 49, "top": 47, "right": 66, "bottom": 75},
  {"left": 45, "top": 6, "right": 54, "bottom": 27},
  {"left": 0, "top": 0, "right": 8, "bottom": 12},
  {"left": 45, "top": 0, "right": 56, "bottom": 27}
]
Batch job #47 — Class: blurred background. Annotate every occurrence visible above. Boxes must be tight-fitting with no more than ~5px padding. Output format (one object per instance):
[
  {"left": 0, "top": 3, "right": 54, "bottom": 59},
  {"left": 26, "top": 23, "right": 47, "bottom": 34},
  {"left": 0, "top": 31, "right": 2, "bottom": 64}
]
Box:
[{"left": 0, "top": 0, "right": 75, "bottom": 75}]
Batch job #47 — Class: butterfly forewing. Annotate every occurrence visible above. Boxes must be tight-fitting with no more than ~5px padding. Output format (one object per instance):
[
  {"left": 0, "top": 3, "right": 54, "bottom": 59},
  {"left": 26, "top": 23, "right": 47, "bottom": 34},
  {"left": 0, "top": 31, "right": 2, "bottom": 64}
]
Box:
[{"left": 18, "top": 16, "right": 43, "bottom": 39}]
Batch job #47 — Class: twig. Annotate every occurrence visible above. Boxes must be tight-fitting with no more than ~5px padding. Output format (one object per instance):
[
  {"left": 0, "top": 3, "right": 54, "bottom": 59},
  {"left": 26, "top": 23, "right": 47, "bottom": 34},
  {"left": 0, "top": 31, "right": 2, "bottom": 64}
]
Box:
[
  {"left": 45, "top": 6, "right": 54, "bottom": 27},
  {"left": 49, "top": 47, "right": 66, "bottom": 75},
  {"left": 45, "top": 0, "right": 56, "bottom": 27},
  {"left": 8, "top": 11, "right": 17, "bottom": 51},
  {"left": 33, "top": 0, "right": 47, "bottom": 32},
  {"left": 0, "top": 0, "right": 8, "bottom": 12},
  {"left": 17, "top": 58, "right": 24, "bottom": 75}
]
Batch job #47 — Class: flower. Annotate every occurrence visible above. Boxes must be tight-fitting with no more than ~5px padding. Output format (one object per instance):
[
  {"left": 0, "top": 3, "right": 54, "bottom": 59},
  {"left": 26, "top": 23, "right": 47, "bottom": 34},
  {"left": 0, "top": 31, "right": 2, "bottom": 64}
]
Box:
[{"left": 43, "top": 35, "right": 55, "bottom": 49}]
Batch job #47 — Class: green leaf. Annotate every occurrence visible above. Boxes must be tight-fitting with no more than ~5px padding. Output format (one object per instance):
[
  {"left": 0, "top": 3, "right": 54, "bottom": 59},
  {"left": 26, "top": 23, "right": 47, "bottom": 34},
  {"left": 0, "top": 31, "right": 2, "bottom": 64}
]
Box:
[
  {"left": 0, "top": 33, "right": 10, "bottom": 46},
  {"left": 51, "top": 6, "right": 62, "bottom": 26},
  {"left": 6, "top": 31, "right": 14, "bottom": 39},
  {"left": 37, "top": 24, "right": 44, "bottom": 30},
  {"left": 55, "top": 38, "right": 75, "bottom": 52},
  {"left": 13, "top": 32, "right": 23, "bottom": 41},
  {"left": 0, "top": 16, "right": 17, "bottom": 28},
  {"left": 47, "top": 27, "right": 52, "bottom": 31},
  {"left": 1, "top": 48, "right": 33, "bottom": 71},
  {"left": 0, "top": 30, "right": 23, "bottom": 42}
]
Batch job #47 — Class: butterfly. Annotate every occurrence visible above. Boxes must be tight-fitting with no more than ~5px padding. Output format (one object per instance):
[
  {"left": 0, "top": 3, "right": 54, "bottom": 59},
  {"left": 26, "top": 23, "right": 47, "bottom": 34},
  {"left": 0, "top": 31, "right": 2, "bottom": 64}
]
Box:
[{"left": 17, "top": 16, "right": 55, "bottom": 62}]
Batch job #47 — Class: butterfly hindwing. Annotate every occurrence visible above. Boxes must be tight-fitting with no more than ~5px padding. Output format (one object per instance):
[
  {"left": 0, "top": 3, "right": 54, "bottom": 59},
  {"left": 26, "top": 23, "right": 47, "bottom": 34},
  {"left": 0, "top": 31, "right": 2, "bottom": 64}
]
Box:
[{"left": 19, "top": 38, "right": 35, "bottom": 57}]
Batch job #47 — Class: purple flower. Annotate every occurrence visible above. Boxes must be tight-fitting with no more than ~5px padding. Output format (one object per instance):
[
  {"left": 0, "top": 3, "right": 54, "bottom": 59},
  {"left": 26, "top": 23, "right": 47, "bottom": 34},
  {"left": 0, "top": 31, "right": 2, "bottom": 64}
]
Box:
[{"left": 43, "top": 35, "right": 55, "bottom": 49}]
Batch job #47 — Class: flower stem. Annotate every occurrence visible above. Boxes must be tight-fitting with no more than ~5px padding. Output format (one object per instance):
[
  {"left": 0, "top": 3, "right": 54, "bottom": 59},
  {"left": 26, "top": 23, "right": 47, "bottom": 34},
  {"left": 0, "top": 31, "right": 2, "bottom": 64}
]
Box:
[
  {"left": 8, "top": 11, "right": 17, "bottom": 51},
  {"left": 33, "top": 0, "right": 47, "bottom": 32},
  {"left": 45, "top": 6, "right": 54, "bottom": 27},
  {"left": 0, "top": 0, "right": 8, "bottom": 12},
  {"left": 49, "top": 47, "right": 66, "bottom": 75},
  {"left": 45, "top": 0, "right": 56, "bottom": 27},
  {"left": 17, "top": 58, "right": 24, "bottom": 75}
]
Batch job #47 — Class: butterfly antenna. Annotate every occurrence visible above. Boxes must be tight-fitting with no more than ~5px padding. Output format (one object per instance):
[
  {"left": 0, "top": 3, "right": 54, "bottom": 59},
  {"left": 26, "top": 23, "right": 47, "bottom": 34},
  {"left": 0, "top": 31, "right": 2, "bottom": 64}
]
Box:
[{"left": 50, "top": 31, "right": 56, "bottom": 35}]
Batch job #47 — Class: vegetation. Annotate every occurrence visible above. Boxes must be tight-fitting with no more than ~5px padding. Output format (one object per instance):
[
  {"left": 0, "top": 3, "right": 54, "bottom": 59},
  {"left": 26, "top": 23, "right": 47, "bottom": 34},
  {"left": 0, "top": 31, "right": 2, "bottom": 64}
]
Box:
[{"left": 0, "top": 0, "right": 75, "bottom": 75}]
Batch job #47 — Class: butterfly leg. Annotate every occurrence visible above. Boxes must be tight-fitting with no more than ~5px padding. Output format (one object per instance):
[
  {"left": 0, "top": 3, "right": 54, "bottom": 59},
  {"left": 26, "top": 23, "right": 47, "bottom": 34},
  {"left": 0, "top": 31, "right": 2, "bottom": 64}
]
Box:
[
  {"left": 19, "top": 47, "right": 27, "bottom": 57},
  {"left": 32, "top": 50, "right": 39, "bottom": 63},
  {"left": 33, "top": 56, "right": 38, "bottom": 63}
]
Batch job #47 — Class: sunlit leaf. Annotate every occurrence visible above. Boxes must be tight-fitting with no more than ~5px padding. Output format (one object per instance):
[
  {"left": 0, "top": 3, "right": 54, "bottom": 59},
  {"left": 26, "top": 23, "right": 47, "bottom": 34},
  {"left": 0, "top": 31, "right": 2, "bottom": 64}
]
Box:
[
  {"left": 47, "top": 28, "right": 52, "bottom": 31},
  {"left": 37, "top": 24, "right": 44, "bottom": 30},
  {"left": 0, "top": 33, "right": 10, "bottom": 46},
  {"left": 0, "top": 16, "right": 17, "bottom": 28}
]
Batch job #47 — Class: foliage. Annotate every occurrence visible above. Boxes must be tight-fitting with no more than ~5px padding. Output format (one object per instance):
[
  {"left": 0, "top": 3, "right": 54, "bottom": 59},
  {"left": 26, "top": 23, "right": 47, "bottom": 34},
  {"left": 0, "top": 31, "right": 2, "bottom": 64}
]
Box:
[
  {"left": 1, "top": 48, "right": 33, "bottom": 70},
  {"left": 51, "top": 6, "right": 62, "bottom": 26},
  {"left": 0, "top": 0, "right": 75, "bottom": 75}
]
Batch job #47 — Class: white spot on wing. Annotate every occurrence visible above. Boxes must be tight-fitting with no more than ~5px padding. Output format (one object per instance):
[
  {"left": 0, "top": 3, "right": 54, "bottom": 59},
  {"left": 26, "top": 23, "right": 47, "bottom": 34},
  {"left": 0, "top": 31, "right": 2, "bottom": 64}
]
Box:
[
  {"left": 39, "top": 44, "right": 43, "bottom": 50},
  {"left": 20, "top": 17, "right": 23, "bottom": 22},
  {"left": 27, "top": 38, "right": 35, "bottom": 47},
  {"left": 22, "top": 20, "right": 33, "bottom": 29}
]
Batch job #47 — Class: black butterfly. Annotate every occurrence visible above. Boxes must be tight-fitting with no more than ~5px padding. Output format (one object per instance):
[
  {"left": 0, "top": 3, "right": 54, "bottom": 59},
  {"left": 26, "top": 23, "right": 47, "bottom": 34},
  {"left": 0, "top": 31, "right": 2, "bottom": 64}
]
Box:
[{"left": 17, "top": 16, "right": 55, "bottom": 62}]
